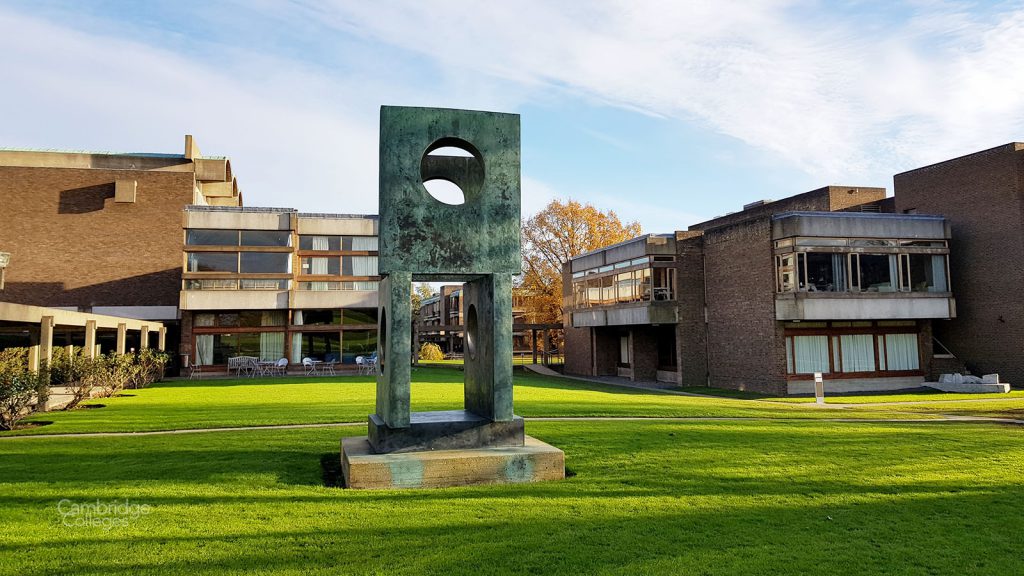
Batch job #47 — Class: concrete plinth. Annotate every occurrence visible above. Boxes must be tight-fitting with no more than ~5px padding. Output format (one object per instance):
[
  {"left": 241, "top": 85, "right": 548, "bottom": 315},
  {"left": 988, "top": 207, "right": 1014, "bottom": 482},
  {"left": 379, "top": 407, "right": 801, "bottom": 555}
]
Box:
[
  {"left": 341, "top": 435, "right": 565, "bottom": 490},
  {"left": 368, "top": 410, "right": 524, "bottom": 454}
]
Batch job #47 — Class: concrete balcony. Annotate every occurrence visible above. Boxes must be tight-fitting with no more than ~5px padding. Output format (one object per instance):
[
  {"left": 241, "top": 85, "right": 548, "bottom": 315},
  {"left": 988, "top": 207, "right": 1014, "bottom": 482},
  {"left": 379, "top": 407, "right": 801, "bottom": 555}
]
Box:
[
  {"left": 180, "top": 290, "right": 289, "bottom": 310},
  {"left": 775, "top": 292, "right": 955, "bottom": 321},
  {"left": 571, "top": 302, "right": 678, "bottom": 327},
  {"left": 292, "top": 290, "right": 378, "bottom": 309}
]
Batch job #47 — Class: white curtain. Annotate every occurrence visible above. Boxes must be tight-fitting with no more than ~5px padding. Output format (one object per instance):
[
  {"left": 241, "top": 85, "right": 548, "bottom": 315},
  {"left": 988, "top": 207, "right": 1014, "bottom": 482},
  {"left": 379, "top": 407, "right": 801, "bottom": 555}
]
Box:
[
  {"left": 353, "top": 281, "right": 379, "bottom": 291},
  {"left": 793, "top": 335, "right": 830, "bottom": 374},
  {"left": 260, "top": 332, "right": 284, "bottom": 361},
  {"left": 351, "top": 256, "right": 378, "bottom": 276},
  {"left": 196, "top": 334, "right": 214, "bottom": 366},
  {"left": 351, "top": 237, "right": 378, "bottom": 251},
  {"left": 310, "top": 257, "right": 330, "bottom": 291},
  {"left": 832, "top": 254, "right": 847, "bottom": 291},
  {"left": 840, "top": 334, "right": 875, "bottom": 372},
  {"left": 312, "top": 236, "right": 329, "bottom": 251},
  {"left": 291, "top": 311, "right": 304, "bottom": 364},
  {"left": 885, "top": 334, "right": 920, "bottom": 370},
  {"left": 885, "top": 255, "right": 899, "bottom": 292}
]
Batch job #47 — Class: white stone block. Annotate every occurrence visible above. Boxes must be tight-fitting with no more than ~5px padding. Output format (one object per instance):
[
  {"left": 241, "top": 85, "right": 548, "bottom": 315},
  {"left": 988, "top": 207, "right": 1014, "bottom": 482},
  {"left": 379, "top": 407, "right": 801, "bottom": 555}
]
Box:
[{"left": 982, "top": 374, "right": 1000, "bottom": 384}]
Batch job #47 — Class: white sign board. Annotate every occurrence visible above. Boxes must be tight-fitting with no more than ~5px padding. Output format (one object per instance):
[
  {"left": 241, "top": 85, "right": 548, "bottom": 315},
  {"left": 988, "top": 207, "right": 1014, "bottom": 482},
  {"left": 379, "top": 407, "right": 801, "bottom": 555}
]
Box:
[{"left": 814, "top": 372, "right": 825, "bottom": 404}]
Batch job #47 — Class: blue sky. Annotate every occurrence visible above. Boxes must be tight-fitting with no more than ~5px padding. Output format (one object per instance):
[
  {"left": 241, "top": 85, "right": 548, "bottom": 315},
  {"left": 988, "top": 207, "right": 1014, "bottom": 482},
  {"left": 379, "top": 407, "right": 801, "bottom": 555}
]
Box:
[{"left": 3, "top": 1, "right": 1024, "bottom": 232}]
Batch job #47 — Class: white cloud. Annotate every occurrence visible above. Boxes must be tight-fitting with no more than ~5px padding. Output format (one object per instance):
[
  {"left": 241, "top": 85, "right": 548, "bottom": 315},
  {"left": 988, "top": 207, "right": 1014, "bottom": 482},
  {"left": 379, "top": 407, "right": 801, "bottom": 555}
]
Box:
[{"left": 301, "top": 0, "right": 1024, "bottom": 180}]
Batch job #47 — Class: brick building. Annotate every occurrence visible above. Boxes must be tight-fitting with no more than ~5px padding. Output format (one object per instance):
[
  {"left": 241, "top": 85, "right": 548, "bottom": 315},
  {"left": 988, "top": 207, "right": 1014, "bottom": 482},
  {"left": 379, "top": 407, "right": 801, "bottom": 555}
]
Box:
[
  {"left": 894, "top": 143, "right": 1024, "bottom": 386},
  {"left": 564, "top": 186, "right": 958, "bottom": 394},
  {"left": 0, "top": 136, "right": 241, "bottom": 361}
]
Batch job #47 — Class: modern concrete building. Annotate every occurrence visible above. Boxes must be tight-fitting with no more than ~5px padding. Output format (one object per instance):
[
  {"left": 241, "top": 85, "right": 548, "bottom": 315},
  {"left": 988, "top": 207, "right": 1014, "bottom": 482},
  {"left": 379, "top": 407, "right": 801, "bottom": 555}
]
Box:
[
  {"left": 0, "top": 136, "right": 241, "bottom": 364},
  {"left": 180, "top": 206, "right": 380, "bottom": 368},
  {"left": 564, "top": 186, "right": 958, "bottom": 394},
  {"left": 894, "top": 143, "right": 1024, "bottom": 386}
]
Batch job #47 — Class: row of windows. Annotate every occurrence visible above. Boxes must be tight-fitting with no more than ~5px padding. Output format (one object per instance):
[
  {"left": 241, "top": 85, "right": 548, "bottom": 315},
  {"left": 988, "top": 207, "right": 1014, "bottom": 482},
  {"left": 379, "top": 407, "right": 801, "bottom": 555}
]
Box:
[
  {"left": 774, "top": 238, "right": 947, "bottom": 249},
  {"left": 299, "top": 256, "right": 378, "bottom": 276},
  {"left": 193, "top": 330, "right": 377, "bottom": 365},
  {"left": 185, "top": 230, "right": 379, "bottom": 251},
  {"left": 571, "top": 256, "right": 655, "bottom": 279},
  {"left": 777, "top": 252, "right": 948, "bottom": 293},
  {"left": 785, "top": 332, "right": 920, "bottom": 375},
  {"left": 572, "top": 267, "right": 677, "bottom": 307},
  {"left": 193, "top": 308, "right": 377, "bottom": 328},
  {"left": 185, "top": 253, "right": 380, "bottom": 276}
]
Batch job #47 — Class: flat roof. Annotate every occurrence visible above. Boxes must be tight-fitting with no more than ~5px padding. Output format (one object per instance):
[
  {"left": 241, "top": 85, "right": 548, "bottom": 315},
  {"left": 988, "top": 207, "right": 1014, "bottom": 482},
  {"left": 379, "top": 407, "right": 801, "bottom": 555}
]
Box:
[
  {"left": 570, "top": 233, "right": 673, "bottom": 262},
  {"left": 772, "top": 211, "right": 945, "bottom": 222}
]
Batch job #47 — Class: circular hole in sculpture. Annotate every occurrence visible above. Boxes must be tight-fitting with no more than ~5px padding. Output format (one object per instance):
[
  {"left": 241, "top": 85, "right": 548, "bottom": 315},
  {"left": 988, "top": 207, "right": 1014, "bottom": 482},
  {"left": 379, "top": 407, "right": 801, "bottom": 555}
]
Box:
[
  {"left": 466, "top": 304, "right": 478, "bottom": 361},
  {"left": 422, "top": 178, "right": 466, "bottom": 205}
]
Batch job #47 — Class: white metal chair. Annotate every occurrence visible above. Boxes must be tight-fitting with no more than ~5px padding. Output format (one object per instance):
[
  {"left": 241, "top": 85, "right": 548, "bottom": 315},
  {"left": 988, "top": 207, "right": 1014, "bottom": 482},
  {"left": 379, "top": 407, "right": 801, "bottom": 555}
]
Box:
[
  {"left": 186, "top": 356, "right": 202, "bottom": 380},
  {"left": 271, "top": 357, "right": 288, "bottom": 376},
  {"left": 302, "top": 357, "right": 318, "bottom": 376},
  {"left": 322, "top": 360, "right": 337, "bottom": 376}
]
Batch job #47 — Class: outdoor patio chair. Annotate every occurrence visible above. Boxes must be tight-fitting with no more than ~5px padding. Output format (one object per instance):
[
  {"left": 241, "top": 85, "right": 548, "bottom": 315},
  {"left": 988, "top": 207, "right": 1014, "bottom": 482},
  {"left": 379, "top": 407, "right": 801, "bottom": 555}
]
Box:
[
  {"left": 302, "top": 357, "right": 318, "bottom": 376},
  {"left": 321, "top": 360, "right": 337, "bottom": 376},
  {"left": 272, "top": 358, "right": 288, "bottom": 376},
  {"left": 187, "top": 356, "right": 202, "bottom": 380}
]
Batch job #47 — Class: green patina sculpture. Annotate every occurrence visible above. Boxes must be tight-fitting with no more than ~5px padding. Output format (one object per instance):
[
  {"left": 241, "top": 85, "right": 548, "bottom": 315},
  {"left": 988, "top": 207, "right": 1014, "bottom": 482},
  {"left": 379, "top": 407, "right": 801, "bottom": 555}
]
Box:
[{"left": 370, "top": 106, "right": 522, "bottom": 453}]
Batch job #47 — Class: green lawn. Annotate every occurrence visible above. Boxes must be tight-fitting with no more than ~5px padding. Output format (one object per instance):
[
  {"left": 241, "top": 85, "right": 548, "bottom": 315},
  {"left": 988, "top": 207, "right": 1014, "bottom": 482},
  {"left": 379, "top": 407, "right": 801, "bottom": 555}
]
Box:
[
  {"left": 1, "top": 420, "right": 1021, "bottom": 575},
  {"left": 0, "top": 367, "right": 1021, "bottom": 574},
  {"left": 4, "top": 367, "right": 938, "bottom": 437}
]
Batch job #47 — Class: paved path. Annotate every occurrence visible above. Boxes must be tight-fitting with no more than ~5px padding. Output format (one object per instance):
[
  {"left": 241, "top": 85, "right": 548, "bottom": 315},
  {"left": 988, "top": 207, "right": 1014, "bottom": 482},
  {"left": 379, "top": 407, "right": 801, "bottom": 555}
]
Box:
[{"left": 3, "top": 413, "right": 1022, "bottom": 440}]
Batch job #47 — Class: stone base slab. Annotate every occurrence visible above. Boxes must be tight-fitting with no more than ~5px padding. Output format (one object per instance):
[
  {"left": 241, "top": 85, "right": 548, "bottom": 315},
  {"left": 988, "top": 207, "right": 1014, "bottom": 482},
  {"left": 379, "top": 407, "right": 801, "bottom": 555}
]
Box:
[
  {"left": 926, "top": 382, "right": 1011, "bottom": 394},
  {"left": 368, "top": 410, "right": 524, "bottom": 454},
  {"left": 341, "top": 435, "right": 565, "bottom": 489}
]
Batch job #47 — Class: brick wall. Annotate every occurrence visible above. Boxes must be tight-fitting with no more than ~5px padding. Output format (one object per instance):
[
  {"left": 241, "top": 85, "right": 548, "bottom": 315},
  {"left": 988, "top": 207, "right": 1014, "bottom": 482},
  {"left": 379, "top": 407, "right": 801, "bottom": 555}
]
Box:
[
  {"left": 629, "top": 326, "right": 658, "bottom": 381},
  {"left": 702, "top": 217, "right": 787, "bottom": 394},
  {"left": 0, "top": 166, "right": 194, "bottom": 308},
  {"left": 894, "top": 143, "right": 1024, "bottom": 384},
  {"left": 675, "top": 232, "right": 707, "bottom": 387}
]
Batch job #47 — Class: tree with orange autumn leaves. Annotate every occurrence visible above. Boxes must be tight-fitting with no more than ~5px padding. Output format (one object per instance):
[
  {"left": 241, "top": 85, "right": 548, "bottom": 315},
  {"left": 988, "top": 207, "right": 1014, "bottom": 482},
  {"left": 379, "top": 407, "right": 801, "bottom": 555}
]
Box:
[{"left": 518, "top": 200, "right": 642, "bottom": 324}]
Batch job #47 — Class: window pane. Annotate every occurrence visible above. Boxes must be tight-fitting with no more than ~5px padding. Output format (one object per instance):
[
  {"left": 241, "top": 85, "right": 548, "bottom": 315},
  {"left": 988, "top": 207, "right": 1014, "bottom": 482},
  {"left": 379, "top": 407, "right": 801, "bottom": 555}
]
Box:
[
  {"left": 573, "top": 281, "right": 586, "bottom": 307},
  {"left": 240, "top": 252, "right": 290, "bottom": 273},
  {"left": 237, "top": 311, "right": 286, "bottom": 327},
  {"left": 300, "top": 235, "right": 340, "bottom": 251},
  {"left": 616, "top": 271, "right": 636, "bottom": 303},
  {"left": 885, "top": 334, "right": 920, "bottom": 370},
  {"left": 344, "top": 236, "right": 379, "bottom": 251},
  {"left": 343, "top": 308, "right": 378, "bottom": 325},
  {"left": 187, "top": 252, "right": 237, "bottom": 273},
  {"left": 342, "top": 330, "right": 377, "bottom": 363},
  {"left": 858, "top": 254, "right": 897, "bottom": 292},
  {"left": 343, "top": 256, "right": 378, "bottom": 276},
  {"left": 850, "top": 239, "right": 896, "bottom": 247},
  {"left": 638, "top": 268, "right": 652, "bottom": 300},
  {"left": 805, "top": 252, "right": 847, "bottom": 292},
  {"left": 840, "top": 334, "right": 875, "bottom": 372},
  {"left": 241, "top": 230, "right": 290, "bottom": 247},
  {"left": 299, "top": 281, "right": 342, "bottom": 291},
  {"left": 301, "top": 309, "right": 342, "bottom": 325},
  {"left": 601, "top": 275, "right": 615, "bottom": 305},
  {"left": 240, "top": 279, "right": 289, "bottom": 290},
  {"left": 909, "top": 254, "right": 947, "bottom": 292},
  {"left": 778, "top": 254, "right": 796, "bottom": 292},
  {"left": 186, "top": 229, "right": 237, "bottom": 246},
  {"left": 792, "top": 335, "right": 829, "bottom": 374},
  {"left": 301, "top": 257, "right": 340, "bottom": 275},
  {"left": 186, "top": 279, "right": 238, "bottom": 290},
  {"left": 296, "top": 332, "right": 341, "bottom": 362}
]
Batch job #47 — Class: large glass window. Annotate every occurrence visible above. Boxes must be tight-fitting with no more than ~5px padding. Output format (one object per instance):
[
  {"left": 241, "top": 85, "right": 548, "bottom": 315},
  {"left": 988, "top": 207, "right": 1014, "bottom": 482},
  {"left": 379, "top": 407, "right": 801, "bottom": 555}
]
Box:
[
  {"left": 194, "top": 332, "right": 285, "bottom": 365},
  {"left": 240, "top": 230, "right": 290, "bottom": 247},
  {"left": 615, "top": 271, "right": 637, "bottom": 303},
  {"left": 342, "top": 256, "right": 379, "bottom": 276},
  {"left": 240, "top": 252, "right": 290, "bottom": 273},
  {"left": 600, "top": 275, "right": 615, "bottom": 306},
  {"left": 342, "top": 330, "right": 378, "bottom": 363},
  {"left": 345, "top": 236, "right": 379, "bottom": 251},
  {"left": 300, "top": 309, "right": 342, "bottom": 326},
  {"left": 805, "top": 252, "right": 848, "bottom": 292},
  {"left": 907, "top": 254, "right": 948, "bottom": 292},
  {"left": 857, "top": 254, "right": 897, "bottom": 292},
  {"left": 653, "top": 268, "right": 675, "bottom": 301},
  {"left": 291, "top": 332, "right": 341, "bottom": 363},
  {"left": 839, "top": 334, "right": 875, "bottom": 372},
  {"left": 884, "top": 334, "right": 920, "bottom": 370},
  {"left": 792, "top": 335, "right": 830, "bottom": 374},
  {"left": 186, "top": 229, "right": 238, "bottom": 246},
  {"left": 187, "top": 252, "right": 237, "bottom": 273}
]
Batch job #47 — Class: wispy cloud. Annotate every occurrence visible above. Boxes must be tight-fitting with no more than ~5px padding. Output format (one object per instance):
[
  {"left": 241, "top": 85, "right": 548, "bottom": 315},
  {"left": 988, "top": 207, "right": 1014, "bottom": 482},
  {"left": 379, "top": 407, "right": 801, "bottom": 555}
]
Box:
[{"left": 299, "top": 0, "right": 1024, "bottom": 179}]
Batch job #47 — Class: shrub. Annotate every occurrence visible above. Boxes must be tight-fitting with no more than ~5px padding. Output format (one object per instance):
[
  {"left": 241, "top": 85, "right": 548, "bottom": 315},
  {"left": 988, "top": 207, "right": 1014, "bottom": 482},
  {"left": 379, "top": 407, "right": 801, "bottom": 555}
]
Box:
[
  {"left": 95, "top": 353, "right": 138, "bottom": 398},
  {"left": 0, "top": 348, "right": 48, "bottom": 431},
  {"left": 132, "top": 349, "right": 169, "bottom": 389},
  {"left": 418, "top": 342, "right": 444, "bottom": 361}
]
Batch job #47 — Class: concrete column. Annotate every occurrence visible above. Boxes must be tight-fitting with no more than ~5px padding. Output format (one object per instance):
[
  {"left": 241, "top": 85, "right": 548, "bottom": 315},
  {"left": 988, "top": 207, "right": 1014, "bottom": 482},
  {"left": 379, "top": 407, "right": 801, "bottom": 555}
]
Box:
[
  {"left": 140, "top": 326, "right": 150, "bottom": 350},
  {"left": 116, "top": 323, "right": 127, "bottom": 355},
  {"left": 84, "top": 320, "right": 97, "bottom": 359},
  {"left": 412, "top": 323, "right": 420, "bottom": 366},
  {"left": 157, "top": 327, "right": 166, "bottom": 351},
  {"left": 543, "top": 330, "right": 552, "bottom": 366},
  {"left": 40, "top": 316, "right": 54, "bottom": 369},
  {"left": 28, "top": 345, "right": 40, "bottom": 373},
  {"left": 65, "top": 344, "right": 74, "bottom": 362}
]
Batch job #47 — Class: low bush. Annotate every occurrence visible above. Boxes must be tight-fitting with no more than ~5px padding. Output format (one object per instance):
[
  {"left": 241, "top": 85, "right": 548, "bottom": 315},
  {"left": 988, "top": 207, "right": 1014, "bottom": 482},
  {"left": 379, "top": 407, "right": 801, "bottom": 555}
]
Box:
[
  {"left": 0, "top": 348, "right": 49, "bottom": 430},
  {"left": 418, "top": 342, "right": 444, "bottom": 361}
]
